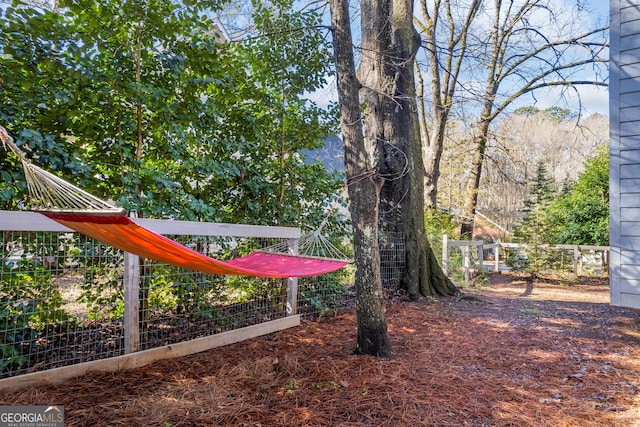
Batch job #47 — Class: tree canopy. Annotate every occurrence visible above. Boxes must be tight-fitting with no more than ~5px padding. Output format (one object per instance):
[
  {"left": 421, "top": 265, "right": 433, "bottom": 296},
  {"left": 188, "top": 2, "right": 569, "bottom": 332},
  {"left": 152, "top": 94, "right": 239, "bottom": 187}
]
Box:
[
  {"left": 512, "top": 145, "right": 609, "bottom": 247},
  {"left": 0, "top": 0, "right": 344, "bottom": 230},
  {"left": 548, "top": 145, "right": 609, "bottom": 246}
]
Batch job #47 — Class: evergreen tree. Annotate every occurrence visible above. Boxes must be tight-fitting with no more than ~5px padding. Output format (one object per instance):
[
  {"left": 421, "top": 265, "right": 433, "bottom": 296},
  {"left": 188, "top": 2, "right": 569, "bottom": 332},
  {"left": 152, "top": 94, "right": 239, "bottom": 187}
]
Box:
[{"left": 512, "top": 161, "right": 557, "bottom": 277}]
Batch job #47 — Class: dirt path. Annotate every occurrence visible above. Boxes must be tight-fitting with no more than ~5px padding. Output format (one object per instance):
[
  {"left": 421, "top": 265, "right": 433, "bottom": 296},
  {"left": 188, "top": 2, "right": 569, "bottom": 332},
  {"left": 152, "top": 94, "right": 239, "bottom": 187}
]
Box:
[
  {"left": 2, "top": 272, "right": 640, "bottom": 426},
  {"left": 448, "top": 272, "right": 640, "bottom": 344}
]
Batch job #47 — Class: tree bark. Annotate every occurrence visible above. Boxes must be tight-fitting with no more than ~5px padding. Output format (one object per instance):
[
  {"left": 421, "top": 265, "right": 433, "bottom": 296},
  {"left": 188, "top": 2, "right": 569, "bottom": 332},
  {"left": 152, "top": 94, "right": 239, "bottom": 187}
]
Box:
[
  {"left": 329, "top": 0, "right": 392, "bottom": 357},
  {"left": 459, "top": 117, "right": 491, "bottom": 238},
  {"left": 359, "top": 0, "right": 457, "bottom": 298},
  {"left": 423, "top": 109, "right": 448, "bottom": 208}
]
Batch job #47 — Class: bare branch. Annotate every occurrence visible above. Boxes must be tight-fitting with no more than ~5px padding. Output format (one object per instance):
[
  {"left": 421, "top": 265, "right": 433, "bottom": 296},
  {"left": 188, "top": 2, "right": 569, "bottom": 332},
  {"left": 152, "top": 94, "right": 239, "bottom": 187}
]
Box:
[{"left": 495, "top": 26, "right": 608, "bottom": 87}]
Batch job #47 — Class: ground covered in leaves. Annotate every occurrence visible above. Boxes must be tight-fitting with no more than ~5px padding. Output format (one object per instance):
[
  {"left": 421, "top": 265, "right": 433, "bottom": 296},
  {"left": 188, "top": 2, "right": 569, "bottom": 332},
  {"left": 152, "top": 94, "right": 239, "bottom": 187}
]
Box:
[{"left": 2, "top": 272, "right": 640, "bottom": 426}]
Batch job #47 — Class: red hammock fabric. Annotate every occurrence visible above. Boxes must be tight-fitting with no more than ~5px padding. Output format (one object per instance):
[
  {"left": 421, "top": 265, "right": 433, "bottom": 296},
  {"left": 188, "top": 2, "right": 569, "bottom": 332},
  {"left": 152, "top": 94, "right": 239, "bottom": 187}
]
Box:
[{"left": 44, "top": 213, "right": 349, "bottom": 278}]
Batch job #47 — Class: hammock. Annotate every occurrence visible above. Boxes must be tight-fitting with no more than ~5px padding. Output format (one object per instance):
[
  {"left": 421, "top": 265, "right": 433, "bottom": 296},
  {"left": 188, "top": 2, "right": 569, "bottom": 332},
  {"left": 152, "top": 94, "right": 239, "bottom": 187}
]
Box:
[{"left": 1, "top": 127, "right": 350, "bottom": 278}]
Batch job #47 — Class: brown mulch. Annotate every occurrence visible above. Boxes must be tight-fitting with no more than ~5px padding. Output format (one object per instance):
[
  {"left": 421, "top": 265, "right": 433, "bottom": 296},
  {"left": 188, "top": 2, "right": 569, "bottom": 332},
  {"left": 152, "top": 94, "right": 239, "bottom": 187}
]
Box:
[{"left": 2, "top": 272, "right": 640, "bottom": 426}]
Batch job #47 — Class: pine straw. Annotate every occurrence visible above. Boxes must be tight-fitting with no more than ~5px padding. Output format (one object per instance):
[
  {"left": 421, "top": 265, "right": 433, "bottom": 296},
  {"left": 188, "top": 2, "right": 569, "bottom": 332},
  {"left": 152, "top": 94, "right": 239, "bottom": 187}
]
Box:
[{"left": 2, "top": 273, "right": 640, "bottom": 426}]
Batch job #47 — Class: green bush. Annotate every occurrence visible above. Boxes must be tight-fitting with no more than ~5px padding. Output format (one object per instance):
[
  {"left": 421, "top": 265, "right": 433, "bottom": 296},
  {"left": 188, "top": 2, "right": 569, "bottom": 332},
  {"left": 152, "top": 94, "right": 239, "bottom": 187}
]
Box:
[
  {"left": 300, "top": 272, "right": 348, "bottom": 316},
  {"left": 0, "top": 298, "right": 36, "bottom": 372},
  {"left": 1, "top": 238, "right": 75, "bottom": 373}
]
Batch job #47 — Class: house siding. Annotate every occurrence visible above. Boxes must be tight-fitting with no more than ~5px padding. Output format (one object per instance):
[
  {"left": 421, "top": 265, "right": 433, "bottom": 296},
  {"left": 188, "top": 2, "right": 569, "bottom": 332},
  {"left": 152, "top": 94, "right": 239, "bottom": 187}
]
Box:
[{"left": 611, "top": 0, "right": 640, "bottom": 307}]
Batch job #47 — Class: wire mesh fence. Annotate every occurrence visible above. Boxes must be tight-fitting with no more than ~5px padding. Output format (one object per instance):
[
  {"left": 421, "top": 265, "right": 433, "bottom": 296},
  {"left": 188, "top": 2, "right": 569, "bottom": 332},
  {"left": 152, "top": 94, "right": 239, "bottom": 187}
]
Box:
[
  {"left": 131, "top": 234, "right": 297, "bottom": 351},
  {"left": 1, "top": 229, "right": 124, "bottom": 376},
  {"left": 379, "top": 231, "right": 405, "bottom": 291},
  {"left": 0, "top": 215, "right": 360, "bottom": 380},
  {"left": 0, "top": 213, "right": 371, "bottom": 380}
]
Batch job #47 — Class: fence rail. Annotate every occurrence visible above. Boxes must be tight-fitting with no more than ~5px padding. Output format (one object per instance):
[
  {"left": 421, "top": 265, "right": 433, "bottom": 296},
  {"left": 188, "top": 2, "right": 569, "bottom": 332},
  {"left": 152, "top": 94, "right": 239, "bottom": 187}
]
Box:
[
  {"left": 442, "top": 235, "right": 609, "bottom": 283},
  {"left": 0, "top": 211, "right": 351, "bottom": 391}
]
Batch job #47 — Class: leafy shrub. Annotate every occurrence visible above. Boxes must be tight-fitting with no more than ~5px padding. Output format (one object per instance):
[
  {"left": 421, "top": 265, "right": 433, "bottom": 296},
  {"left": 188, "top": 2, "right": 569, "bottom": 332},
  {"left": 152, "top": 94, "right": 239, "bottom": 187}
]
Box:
[
  {"left": 299, "top": 270, "right": 349, "bottom": 317},
  {"left": 80, "top": 263, "right": 124, "bottom": 320},
  {"left": 1, "top": 236, "right": 75, "bottom": 373},
  {"left": 0, "top": 298, "right": 36, "bottom": 372}
]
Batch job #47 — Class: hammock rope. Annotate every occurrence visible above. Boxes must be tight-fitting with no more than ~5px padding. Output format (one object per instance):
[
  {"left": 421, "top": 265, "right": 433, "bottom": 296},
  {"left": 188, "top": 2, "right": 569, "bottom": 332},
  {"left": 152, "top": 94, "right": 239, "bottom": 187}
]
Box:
[
  {"left": 1, "top": 127, "right": 126, "bottom": 216},
  {"left": 260, "top": 230, "right": 348, "bottom": 263},
  {"left": 0, "top": 126, "right": 350, "bottom": 277}
]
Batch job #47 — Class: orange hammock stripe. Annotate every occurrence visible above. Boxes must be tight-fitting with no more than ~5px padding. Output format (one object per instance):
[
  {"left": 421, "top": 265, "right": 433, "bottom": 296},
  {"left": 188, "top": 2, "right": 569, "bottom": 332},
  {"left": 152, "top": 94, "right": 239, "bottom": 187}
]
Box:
[{"left": 44, "top": 213, "right": 349, "bottom": 278}]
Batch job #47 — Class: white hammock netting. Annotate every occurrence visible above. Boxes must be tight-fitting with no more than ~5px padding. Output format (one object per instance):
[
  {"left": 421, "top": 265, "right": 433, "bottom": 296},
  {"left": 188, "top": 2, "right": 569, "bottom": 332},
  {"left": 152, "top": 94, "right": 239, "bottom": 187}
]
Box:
[{"left": 1, "top": 128, "right": 125, "bottom": 215}]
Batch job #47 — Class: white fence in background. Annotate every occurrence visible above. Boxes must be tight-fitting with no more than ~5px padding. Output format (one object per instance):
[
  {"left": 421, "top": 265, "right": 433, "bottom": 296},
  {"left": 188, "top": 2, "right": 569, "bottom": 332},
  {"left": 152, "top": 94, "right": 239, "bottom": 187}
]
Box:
[{"left": 442, "top": 234, "right": 609, "bottom": 283}]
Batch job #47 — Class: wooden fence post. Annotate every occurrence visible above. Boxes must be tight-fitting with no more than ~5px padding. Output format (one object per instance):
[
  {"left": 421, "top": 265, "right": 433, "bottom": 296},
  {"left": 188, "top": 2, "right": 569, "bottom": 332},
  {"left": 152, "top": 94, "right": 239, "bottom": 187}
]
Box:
[
  {"left": 577, "top": 246, "right": 583, "bottom": 276},
  {"left": 494, "top": 244, "right": 500, "bottom": 272},
  {"left": 462, "top": 245, "right": 471, "bottom": 283},
  {"left": 124, "top": 252, "right": 140, "bottom": 354},
  {"left": 573, "top": 245, "right": 580, "bottom": 275},
  {"left": 286, "top": 237, "right": 300, "bottom": 316}
]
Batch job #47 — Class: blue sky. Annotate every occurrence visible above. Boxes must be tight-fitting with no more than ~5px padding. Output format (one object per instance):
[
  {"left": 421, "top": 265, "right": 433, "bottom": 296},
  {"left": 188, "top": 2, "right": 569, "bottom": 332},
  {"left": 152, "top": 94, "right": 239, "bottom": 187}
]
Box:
[
  {"left": 522, "top": 0, "right": 610, "bottom": 116},
  {"left": 309, "top": 0, "right": 611, "bottom": 117}
]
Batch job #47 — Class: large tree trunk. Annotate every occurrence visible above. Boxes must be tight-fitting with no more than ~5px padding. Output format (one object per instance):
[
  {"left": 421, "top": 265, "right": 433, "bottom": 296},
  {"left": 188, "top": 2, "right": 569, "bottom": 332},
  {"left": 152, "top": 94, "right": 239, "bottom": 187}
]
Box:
[
  {"left": 330, "top": 0, "right": 391, "bottom": 357},
  {"left": 359, "top": 0, "right": 457, "bottom": 298},
  {"left": 459, "top": 116, "right": 491, "bottom": 238}
]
